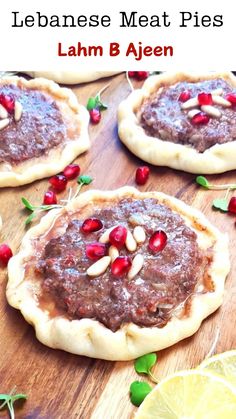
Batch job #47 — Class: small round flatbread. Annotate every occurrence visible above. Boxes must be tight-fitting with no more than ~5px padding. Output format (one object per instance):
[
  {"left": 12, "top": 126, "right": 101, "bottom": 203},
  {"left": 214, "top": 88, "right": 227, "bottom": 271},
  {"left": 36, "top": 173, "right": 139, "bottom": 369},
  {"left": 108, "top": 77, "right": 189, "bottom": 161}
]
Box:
[
  {"left": 24, "top": 71, "right": 120, "bottom": 85},
  {"left": 7, "top": 187, "right": 229, "bottom": 360},
  {"left": 0, "top": 76, "right": 89, "bottom": 187},
  {"left": 118, "top": 72, "right": 236, "bottom": 174}
]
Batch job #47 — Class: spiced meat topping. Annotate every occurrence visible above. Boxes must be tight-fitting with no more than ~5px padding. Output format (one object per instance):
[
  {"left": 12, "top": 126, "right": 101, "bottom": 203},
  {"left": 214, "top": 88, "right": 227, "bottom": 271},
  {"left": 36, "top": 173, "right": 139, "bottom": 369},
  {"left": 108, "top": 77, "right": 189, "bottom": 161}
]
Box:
[
  {"left": 35, "top": 198, "right": 211, "bottom": 332},
  {"left": 140, "top": 79, "right": 236, "bottom": 152},
  {"left": 0, "top": 84, "right": 66, "bottom": 164}
]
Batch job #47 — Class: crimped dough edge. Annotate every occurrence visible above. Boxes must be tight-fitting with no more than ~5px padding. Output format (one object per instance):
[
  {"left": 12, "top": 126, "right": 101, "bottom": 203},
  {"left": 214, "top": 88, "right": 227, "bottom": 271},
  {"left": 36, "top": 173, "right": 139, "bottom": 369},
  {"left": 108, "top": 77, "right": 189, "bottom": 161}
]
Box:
[
  {"left": 118, "top": 71, "right": 236, "bottom": 174},
  {"left": 24, "top": 71, "right": 121, "bottom": 85},
  {"left": 0, "top": 76, "right": 90, "bottom": 187},
  {"left": 7, "top": 186, "right": 230, "bottom": 360}
]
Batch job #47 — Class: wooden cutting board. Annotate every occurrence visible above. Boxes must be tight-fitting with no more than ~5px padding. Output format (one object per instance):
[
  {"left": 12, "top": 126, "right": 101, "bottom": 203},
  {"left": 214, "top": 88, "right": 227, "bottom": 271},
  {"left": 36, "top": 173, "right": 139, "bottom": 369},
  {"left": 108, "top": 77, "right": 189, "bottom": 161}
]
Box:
[{"left": 0, "top": 73, "right": 235, "bottom": 419}]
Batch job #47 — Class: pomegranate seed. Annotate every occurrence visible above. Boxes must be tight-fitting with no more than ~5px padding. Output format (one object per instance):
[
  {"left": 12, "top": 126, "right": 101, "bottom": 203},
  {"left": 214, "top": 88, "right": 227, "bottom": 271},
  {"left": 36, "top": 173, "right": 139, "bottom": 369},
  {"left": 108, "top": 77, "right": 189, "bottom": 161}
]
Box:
[
  {"left": 149, "top": 230, "right": 167, "bottom": 253},
  {"left": 128, "top": 71, "right": 136, "bottom": 77},
  {"left": 228, "top": 197, "right": 236, "bottom": 214},
  {"left": 0, "top": 244, "right": 13, "bottom": 266},
  {"left": 109, "top": 226, "right": 127, "bottom": 249},
  {"left": 43, "top": 190, "right": 57, "bottom": 205},
  {"left": 86, "top": 243, "right": 107, "bottom": 260},
  {"left": 136, "top": 71, "right": 149, "bottom": 81},
  {"left": 135, "top": 166, "right": 150, "bottom": 185},
  {"left": 178, "top": 91, "right": 191, "bottom": 102},
  {"left": 63, "top": 164, "right": 80, "bottom": 180},
  {"left": 225, "top": 94, "right": 236, "bottom": 105},
  {"left": 89, "top": 108, "right": 101, "bottom": 124},
  {"left": 198, "top": 92, "right": 213, "bottom": 106},
  {"left": 49, "top": 174, "right": 67, "bottom": 192},
  {"left": 81, "top": 218, "right": 103, "bottom": 234},
  {"left": 191, "top": 112, "right": 210, "bottom": 125},
  {"left": 0, "top": 93, "right": 15, "bottom": 113},
  {"left": 111, "top": 256, "right": 132, "bottom": 277}
]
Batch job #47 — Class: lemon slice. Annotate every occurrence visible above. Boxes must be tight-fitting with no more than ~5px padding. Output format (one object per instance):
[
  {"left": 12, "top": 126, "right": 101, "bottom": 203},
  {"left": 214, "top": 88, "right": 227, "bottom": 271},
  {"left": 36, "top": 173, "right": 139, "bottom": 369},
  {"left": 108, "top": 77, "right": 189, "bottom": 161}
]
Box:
[
  {"left": 199, "top": 350, "right": 236, "bottom": 386},
  {"left": 135, "top": 370, "right": 236, "bottom": 419}
]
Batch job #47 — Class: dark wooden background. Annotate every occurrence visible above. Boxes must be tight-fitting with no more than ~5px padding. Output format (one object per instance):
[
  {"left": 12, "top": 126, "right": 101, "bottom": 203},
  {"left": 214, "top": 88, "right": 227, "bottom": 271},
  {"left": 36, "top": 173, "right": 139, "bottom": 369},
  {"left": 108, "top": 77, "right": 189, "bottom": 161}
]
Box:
[{"left": 0, "top": 73, "right": 235, "bottom": 418}]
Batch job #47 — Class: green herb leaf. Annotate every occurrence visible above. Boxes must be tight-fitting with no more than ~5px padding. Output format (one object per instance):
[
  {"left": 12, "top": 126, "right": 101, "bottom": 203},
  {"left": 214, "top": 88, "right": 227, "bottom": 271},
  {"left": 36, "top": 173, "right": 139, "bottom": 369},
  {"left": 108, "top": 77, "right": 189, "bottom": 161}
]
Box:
[
  {"left": 78, "top": 175, "right": 93, "bottom": 185},
  {"left": 196, "top": 176, "right": 236, "bottom": 191},
  {"left": 196, "top": 176, "right": 209, "bottom": 189},
  {"left": 97, "top": 101, "right": 108, "bottom": 111},
  {"left": 212, "top": 198, "right": 229, "bottom": 212},
  {"left": 22, "top": 176, "right": 92, "bottom": 226},
  {"left": 0, "top": 392, "right": 27, "bottom": 418},
  {"left": 134, "top": 353, "right": 157, "bottom": 375},
  {"left": 87, "top": 97, "right": 98, "bottom": 111},
  {"left": 21, "top": 197, "right": 35, "bottom": 211},
  {"left": 95, "top": 95, "right": 108, "bottom": 111},
  {"left": 130, "top": 381, "right": 152, "bottom": 406},
  {"left": 0, "top": 393, "right": 10, "bottom": 400},
  {"left": 25, "top": 212, "right": 36, "bottom": 225},
  {"left": 86, "top": 84, "right": 109, "bottom": 112},
  {"left": 22, "top": 196, "right": 63, "bottom": 225},
  {"left": 39, "top": 204, "right": 60, "bottom": 211},
  {"left": 0, "top": 394, "right": 10, "bottom": 409},
  {"left": 7, "top": 401, "right": 14, "bottom": 419},
  {"left": 11, "top": 394, "right": 27, "bottom": 403},
  {"left": 86, "top": 95, "right": 107, "bottom": 112}
]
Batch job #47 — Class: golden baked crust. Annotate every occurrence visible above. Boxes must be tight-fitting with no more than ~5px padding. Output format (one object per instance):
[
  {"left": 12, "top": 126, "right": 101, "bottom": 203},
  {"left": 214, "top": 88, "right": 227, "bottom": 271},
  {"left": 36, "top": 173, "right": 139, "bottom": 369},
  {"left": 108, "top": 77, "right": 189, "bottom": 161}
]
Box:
[
  {"left": 24, "top": 71, "right": 120, "bottom": 85},
  {"left": 0, "top": 76, "right": 90, "bottom": 187},
  {"left": 118, "top": 72, "right": 236, "bottom": 174},
  {"left": 6, "top": 187, "right": 230, "bottom": 360}
]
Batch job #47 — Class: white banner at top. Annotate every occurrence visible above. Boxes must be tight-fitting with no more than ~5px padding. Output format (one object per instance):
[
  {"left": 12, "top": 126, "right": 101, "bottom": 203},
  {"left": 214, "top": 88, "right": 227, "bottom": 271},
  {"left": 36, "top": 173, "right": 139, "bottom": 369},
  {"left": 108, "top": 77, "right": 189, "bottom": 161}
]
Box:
[{"left": 0, "top": 0, "right": 233, "bottom": 70}]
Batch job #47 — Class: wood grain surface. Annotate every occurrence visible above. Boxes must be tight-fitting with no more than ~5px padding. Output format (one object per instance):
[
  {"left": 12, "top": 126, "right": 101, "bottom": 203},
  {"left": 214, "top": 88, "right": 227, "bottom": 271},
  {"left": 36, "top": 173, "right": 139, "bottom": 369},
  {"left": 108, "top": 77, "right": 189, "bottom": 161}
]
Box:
[{"left": 0, "top": 73, "right": 236, "bottom": 419}]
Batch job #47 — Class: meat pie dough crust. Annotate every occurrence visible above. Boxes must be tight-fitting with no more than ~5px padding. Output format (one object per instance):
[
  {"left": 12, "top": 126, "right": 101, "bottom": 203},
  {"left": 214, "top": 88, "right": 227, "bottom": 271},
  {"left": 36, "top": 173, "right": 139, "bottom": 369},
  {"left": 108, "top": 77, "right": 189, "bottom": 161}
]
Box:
[
  {"left": 118, "top": 71, "right": 236, "bottom": 174},
  {"left": 7, "top": 187, "right": 229, "bottom": 360},
  {"left": 24, "top": 71, "right": 120, "bottom": 85},
  {"left": 0, "top": 76, "right": 90, "bottom": 187}
]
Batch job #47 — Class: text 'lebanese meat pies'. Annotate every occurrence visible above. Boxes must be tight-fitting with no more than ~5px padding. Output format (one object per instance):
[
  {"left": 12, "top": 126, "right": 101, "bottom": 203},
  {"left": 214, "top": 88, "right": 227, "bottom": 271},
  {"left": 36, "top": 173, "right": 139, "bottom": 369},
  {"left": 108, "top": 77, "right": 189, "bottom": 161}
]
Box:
[
  {"left": 0, "top": 76, "right": 89, "bottom": 187},
  {"left": 7, "top": 187, "right": 229, "bottom": 360},
  {"left": 118, "top": 72, "right": 236, "bottom": 174}
]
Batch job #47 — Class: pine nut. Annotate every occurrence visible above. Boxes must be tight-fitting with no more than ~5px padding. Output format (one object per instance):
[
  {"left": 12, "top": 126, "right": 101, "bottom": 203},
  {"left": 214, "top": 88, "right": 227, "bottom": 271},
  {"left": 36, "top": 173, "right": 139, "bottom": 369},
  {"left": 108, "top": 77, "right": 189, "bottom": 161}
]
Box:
[
  {"left": 181, "top": 97, "right": 199, "bottom": 110},
  {"left": 212, "top": 95, "right": 231, "bottom": 107},
  {"left": 128, "top": 254, "right": 144, "bottom": 280},
  {"left": 0, "top": 118, "right": 9, "bottom": 130},
  {"left": 201, "top": 105, "right": 221, "bottom": 118},
  {"left": 0, "top": 104, "right": 8, "bottom": 119},
  {"left": 211, "top": 88, "right": 223, "bottom": 96},
  {"left": 14, "top": 101, "right": 23, "bottom": 122},
  {"left": 129, "top": 214, "right": 145, "bottom": 226},
  {"left": 125, "top": 230, "right": 137, "bottom": 252},
  {"left": 187, "top": 109, "right": 200, "bottom": 119},
  {"left": 99, "top": 226, "right": 118, "bottom": 243},
  {"left": 109, "top": 245, "right": 119, "bottom": 262},
  {"left": 87, "top": 256, "right": 111, "bottom": 277},
  {"left": 133, "top": 226, "right": 146, "bottom": 244}
]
